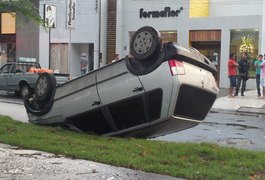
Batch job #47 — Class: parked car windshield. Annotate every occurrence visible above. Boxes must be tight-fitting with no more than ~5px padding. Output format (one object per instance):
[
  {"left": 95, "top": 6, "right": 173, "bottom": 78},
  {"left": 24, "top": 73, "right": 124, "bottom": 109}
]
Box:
[{"left": 0, "top": 64, "right": 12, "bottom": 74}]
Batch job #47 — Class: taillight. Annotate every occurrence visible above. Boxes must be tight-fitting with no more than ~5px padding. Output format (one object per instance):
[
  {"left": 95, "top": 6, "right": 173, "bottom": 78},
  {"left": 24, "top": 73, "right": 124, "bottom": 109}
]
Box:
[{"left": 168, "top": 59, "right": 185, "bottom": 76}]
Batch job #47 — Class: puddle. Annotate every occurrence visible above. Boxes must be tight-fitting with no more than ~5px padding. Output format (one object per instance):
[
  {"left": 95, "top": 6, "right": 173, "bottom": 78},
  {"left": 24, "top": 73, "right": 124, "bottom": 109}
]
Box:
[
  {"left": 218, "top": 138, "right": 254, "bottom": 145},
  {"left": 204, "top": 122, "right": 260, "bottom": 130},
  {"left": 236, "top": 120, "right": 245, "bottom": 122},
  {"left": 235, "top": 133, "right": 244, "bottom": 135}
]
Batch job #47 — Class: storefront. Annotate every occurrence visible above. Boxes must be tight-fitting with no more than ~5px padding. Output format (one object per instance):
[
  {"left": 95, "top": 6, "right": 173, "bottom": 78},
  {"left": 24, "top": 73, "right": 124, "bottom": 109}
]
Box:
[
  {"left": 39, "top": 0, "right": 100, "bottom": 78},
  {"left": 0, "top": 13, "right": 16, "bottom": 67},
  {"left": 106, "top": 0, "right": 263, "bottom": 88}
]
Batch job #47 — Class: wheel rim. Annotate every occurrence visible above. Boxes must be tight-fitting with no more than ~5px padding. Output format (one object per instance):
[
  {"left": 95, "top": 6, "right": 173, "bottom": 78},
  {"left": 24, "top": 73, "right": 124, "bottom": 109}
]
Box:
[
  {"left": 133, "top": 31, "right": 153, "bottom": 55},
  {"left": 36, "top": 76, "right": 48, "bottom": 97},
  {"left": 21, "top": 86, "right": 29, "bottom": 97}
]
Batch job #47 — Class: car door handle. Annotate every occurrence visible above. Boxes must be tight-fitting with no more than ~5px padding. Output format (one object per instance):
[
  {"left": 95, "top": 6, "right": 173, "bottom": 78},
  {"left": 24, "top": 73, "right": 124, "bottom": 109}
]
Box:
[
  {"left": 92, "top": 101, "right": 101, "bottom": 106},
  {"left": 133, "top": 87, "right": 143, "bottom": 92}
]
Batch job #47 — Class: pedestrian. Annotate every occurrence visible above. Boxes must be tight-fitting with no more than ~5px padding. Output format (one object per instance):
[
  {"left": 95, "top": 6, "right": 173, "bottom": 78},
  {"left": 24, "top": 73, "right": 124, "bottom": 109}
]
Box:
[
  {"left": 259, "top": 57, "right": 265, "bottom": 98},
  {"left": 80, "top": 53, "right": 88, "bottom": 75},
  {"left": 227, "top": 53, "right": 238, "bottom": 98},
  {"left": 112, "top": 54, "right": 120, "bottom": 63},
  {"left": 234, "top": 52, "right": 250, "bottom": 96},
  {"left": 254, "top": 54, "right": 263, "bottom": 97}
]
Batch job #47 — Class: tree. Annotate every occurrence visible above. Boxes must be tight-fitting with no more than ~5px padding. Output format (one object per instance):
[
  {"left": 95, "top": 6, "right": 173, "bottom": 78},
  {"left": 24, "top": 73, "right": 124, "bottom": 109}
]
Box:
[{"left": 0, "top": 0, "right": 43, "bottom": 24}]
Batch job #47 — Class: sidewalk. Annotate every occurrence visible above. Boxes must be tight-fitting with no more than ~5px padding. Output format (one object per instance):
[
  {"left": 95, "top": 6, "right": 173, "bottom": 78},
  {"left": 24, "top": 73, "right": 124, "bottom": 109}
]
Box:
[{"left": 212, "top": 89, "right": 265, "bottom": 111}]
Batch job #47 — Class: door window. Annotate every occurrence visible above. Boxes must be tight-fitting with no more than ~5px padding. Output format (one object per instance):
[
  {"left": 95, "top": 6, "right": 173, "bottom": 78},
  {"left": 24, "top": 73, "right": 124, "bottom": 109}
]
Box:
[
  {"left": 108, "top": 95, "right": 147, "bottom": 130},
  {"left": 0, "top": 64, "right": 12, "bottom": 74}
]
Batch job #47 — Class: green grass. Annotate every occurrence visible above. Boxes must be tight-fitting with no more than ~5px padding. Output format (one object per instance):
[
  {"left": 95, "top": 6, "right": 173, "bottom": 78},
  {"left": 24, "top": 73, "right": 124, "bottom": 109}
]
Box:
[{"left": 0, "top": 115, "right": 265, "bottom": 179}]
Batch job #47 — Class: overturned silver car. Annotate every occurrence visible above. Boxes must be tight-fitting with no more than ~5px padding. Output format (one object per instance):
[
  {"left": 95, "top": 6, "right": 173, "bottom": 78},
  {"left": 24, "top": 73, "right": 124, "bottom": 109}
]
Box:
[{"left": 24, "top": 26, "right": 219, "bottom": 138}]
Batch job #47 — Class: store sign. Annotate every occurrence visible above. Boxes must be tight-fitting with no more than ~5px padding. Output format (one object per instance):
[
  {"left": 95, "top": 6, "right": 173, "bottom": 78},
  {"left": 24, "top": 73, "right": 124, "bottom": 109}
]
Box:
[
  {"left": 139, "top": 7, "right": 183, "bottom": 19},
  {"left": 1, "top": 13, "right": 16, "bottom": 34},
  {"left": 43, "top": 4, "right": 56, "bottom": 28},
  {"left": 66, "top": 0, "right": 76, "bottom": 29},
  {"left": 18, "top": 57, "right": 37, "bottom": 63}
]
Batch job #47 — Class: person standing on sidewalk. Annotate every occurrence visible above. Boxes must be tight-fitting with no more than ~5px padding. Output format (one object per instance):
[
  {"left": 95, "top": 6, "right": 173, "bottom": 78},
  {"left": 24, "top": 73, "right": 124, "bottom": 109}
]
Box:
[
  {"left": 228, "top": 53, "right": 238, "bottom": 98},
  {"left": 254, "top": 54, "right": 263, "bottom": 97},
  {"left": 80, "top": 53, "right": 88, "bottom": 75},
  {"left": 259, "top": 58, "right": 265, "bottom": 98},
  {"left": 234, "top": 52, "right": 250, "bottom": 96}
]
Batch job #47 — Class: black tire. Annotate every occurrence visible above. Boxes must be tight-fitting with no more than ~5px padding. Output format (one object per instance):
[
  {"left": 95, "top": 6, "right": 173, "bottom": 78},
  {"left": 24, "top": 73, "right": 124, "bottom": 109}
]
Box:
[
  {"left": 23, "top": 88, "right": 56, "bottom": 116},
  {"left": 35, "top": 73, "right": 56, "bottom": 102},
  {"left": 130, "top": 26, "right": 162, "bottom": 61},
  {"left": 125, "top": 53, "right": 164, "bottom": 76},
  {"left": 20, "top": 83, "right": 31, "bottom": 98}
]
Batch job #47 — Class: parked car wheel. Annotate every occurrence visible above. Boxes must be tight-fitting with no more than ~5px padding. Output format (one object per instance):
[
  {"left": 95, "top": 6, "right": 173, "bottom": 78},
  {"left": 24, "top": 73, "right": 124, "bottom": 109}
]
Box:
[
  {"left": 35, "top": 73, "right": 56, "bottom": 102},
  {"left": 20, "top": 83, "right": 31, "bottom": 98},
  {"left": 130, "top": 26, "right": 162, "bottom": 61}
]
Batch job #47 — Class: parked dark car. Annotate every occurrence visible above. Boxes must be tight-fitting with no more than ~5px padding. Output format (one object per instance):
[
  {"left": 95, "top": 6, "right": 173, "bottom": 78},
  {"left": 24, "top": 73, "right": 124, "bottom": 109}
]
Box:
[{"left": 0, "top": 62, "right": 69, "bottom": 97}]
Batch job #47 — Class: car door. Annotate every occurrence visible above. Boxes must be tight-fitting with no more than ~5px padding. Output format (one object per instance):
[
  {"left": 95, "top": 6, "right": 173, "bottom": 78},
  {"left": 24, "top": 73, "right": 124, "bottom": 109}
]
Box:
[
  {"left": 96, "top": 60, "right": 148, "bottom": 131},
  {"left": 0, "top": 64, "right": 12, "bottom": 90},
  {"left": 58, "top": 72, "right": 114, "bottom": 135},
  {"left": 6, "top": 63, "right": 22, "bottom": 91},
  {"left": 59, "top": 73, "right": 100, "bottom": 118}
]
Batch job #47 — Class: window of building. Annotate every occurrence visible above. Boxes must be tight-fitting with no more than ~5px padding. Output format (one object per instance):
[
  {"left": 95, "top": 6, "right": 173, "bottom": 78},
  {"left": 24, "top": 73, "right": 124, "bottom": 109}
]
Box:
[{"left": 230, "top": 29, "right": 259, "bottom": 78}]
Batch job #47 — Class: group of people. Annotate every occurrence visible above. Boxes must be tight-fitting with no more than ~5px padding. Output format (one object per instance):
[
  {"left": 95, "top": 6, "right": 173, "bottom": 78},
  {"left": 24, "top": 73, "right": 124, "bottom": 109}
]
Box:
[{"left": 228, "top": 52, "right": 265, "bottom": 98}]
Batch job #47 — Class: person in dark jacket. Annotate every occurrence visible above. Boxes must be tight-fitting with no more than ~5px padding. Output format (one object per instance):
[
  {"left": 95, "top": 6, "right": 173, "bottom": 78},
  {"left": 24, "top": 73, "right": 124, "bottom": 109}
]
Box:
[{"left": 234, "top": 52, "right": 250, "bottom": 96}]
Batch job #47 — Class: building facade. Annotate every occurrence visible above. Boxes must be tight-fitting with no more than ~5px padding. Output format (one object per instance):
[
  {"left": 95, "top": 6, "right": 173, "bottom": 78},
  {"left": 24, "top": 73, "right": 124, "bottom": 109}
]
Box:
[
  {"left": 2, "top": 0, "right": 265, "bottom": 89},
  {"left": 0, "top": 1, "right": 40, "bottom": 68},
  {"left": 105, "top": 0, "right": 265, "bottom": 89},
  {"left": 39, "top": 0, "right": 100, "bottom": 77}
]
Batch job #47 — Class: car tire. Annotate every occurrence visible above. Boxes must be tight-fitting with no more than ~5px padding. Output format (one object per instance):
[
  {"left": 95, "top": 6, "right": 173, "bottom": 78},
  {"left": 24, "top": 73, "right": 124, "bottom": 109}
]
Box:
[
  {"left": 20, "top": 83, "right": 31, "bottom": 98},
  {"left": 125, "top": 53, "right": 164, "bottom": 76},
  {"left": 130, "top": 26, "right": 162, "bottom": 61},
  {"left": 23, "top": 89, "right": 56, "bottom": 116},
  {"left": 35, "top": 73, "right": 56, "bottom": 102}
]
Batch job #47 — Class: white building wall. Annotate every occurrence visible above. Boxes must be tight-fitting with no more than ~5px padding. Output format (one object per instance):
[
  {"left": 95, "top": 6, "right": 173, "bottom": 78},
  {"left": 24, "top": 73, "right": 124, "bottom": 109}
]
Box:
[
  {"left": 261, "top": 0, "right": 265, "bottom": 52},
  {"left": 209, "top": 0, "right": 262, "bottom": 17},
  {"left": 100, "top": 0, "right": 108, "bottom": 66},
  {"left": 39, "top": 0, "right": 100, "bottom": 76}
]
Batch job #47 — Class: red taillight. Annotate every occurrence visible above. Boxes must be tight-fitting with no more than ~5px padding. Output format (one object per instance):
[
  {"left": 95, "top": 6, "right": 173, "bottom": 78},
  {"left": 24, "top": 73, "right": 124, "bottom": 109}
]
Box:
[{"left": 168, "top": 59, "right": 185, "bottom": 76}]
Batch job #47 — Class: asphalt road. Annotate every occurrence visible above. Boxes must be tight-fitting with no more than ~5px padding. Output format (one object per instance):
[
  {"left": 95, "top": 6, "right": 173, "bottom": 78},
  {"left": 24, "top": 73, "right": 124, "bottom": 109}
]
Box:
[{"left": 155, "top": 109, "right": 265, "bottom": 151}]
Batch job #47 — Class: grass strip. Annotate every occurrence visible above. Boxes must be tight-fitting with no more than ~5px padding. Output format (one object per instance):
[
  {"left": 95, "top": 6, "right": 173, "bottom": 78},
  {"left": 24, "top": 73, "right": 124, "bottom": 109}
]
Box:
[{"left": 0, "top": 115, "right": 265, "bottom": 179}]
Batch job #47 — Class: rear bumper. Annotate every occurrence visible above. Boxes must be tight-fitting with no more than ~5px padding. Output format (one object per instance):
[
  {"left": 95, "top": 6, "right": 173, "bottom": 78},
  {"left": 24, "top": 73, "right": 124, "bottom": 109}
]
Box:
[{"left": 174, "top": 84, "right": 217, "bottom": 121}]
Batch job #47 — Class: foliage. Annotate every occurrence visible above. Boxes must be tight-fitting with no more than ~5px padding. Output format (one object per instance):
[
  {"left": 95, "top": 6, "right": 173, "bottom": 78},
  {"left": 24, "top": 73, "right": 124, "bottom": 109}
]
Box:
[
  {"left": 239, "top": 34, "right": 254, "bottom": 53},
  {"left": 0, "top": 115, "right": 265, "bottom": 179},
  {"left": 0, "top": 0, "right": 43, "bottom": 24}
]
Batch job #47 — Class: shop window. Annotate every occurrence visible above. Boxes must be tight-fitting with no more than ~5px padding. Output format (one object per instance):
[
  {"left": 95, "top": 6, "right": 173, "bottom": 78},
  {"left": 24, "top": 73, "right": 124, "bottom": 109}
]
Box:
[{"left": 230, "top": 29, "right": 259, "bottom": 78}]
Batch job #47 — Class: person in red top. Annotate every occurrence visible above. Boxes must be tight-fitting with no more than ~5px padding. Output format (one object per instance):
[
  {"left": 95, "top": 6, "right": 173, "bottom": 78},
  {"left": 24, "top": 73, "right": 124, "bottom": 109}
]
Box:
[{"left": 228, "top": 53, "right": 238, "bottom": 97}]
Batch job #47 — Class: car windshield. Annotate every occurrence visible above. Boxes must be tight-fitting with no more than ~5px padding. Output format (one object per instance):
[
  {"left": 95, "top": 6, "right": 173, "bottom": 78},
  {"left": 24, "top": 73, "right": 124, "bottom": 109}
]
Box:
[{"left": 0, "top": 64, "right": 12, "bottom": 74}]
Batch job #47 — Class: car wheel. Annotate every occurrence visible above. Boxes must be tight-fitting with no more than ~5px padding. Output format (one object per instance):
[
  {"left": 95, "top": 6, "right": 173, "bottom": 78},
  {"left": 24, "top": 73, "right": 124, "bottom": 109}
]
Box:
[
  {"left": 35, "top": 73, "right": 56, "bottom": 102},
  {"left": 20, "top": 84, "right": 31, "bottom": 98},
  {"left": 130, "top": 26, "right": 162, "bottom": 61}
]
